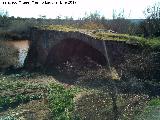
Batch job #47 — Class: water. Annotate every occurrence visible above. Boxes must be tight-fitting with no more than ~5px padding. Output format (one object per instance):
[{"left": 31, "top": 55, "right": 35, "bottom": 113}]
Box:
[{"left": 6, "top": 40, "right": 30, "bottom": 67}]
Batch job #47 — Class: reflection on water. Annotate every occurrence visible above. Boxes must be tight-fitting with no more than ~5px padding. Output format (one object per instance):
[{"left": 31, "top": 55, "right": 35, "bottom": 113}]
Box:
[{"left": 6, "top": 40, "right": 30, "bottom": 67}]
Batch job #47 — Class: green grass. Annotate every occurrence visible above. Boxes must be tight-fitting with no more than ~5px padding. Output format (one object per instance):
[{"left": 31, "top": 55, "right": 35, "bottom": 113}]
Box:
[
  {"left": 0, "top": 94, "right": 43, "bottom": 112},
  {"left": 48, "top": 83, "right": 75, "bottom": 120},
  {"left": 0, "top": 72, "right": 153, "bottom": 120},
  {"left": 148, "top": 97, "right": 160, "bottom": 106},
  {"left": 94, "top": 32, "right": 160, "bottom": 49},
  {"left": 94, "top": 32, "right": 134, "bottom": 41},
  {"left": 135, "top": 97, "right": 160, "bottom": 120},
  {"left": 0, "top": 72, "right": 85, "bottom": 119},
  {"left": 0, "top": 73, "right": 48, "bottom": 112},
  {"left": 143, "top": 38, "right": 160, "bottom": 49},
  {"left": 48, "top": 83, "right": 86, "bottom": 120}
]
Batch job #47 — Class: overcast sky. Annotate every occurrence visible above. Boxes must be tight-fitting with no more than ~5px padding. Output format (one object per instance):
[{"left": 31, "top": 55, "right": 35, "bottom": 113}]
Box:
[{"left": 0, "top": 0, "right": 159, "bottom": 19}]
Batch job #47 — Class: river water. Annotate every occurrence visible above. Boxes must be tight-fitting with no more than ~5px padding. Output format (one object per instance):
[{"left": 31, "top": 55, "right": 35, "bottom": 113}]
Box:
[{"left": 6, "top": 40, "right": 30, "bottom": 67}]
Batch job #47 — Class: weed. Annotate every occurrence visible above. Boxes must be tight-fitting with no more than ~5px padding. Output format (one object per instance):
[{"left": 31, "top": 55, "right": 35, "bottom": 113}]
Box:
[
  {"left": 48, "top": 83, "right": 77, "bottom": 120},
  {"left": 0, "top": 94, "right": 43, "bottom": 112}
]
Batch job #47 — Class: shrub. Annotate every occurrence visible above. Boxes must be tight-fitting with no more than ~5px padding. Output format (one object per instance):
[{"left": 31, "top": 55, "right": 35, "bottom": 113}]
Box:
[
  {"left": 8, "top": 20, "right": 33, "bottom": 33},
  {"left": 0, "top": 41, "right": 18, "bottom": 69}
]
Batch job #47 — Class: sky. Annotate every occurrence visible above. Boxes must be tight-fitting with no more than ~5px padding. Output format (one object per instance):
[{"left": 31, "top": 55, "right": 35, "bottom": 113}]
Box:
[{"left": 0, "top": 0, "right": 159, "bottom": 19}]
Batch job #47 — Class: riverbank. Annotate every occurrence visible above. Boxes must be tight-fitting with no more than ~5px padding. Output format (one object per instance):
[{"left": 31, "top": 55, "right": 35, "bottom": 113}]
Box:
[{"left": 0, "top": 71, "right": 160, "bottom": 120}]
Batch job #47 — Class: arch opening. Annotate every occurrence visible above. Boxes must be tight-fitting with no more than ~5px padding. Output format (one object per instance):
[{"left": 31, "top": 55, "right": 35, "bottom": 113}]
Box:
[{"left": 45, "top": 38, "right": 107, "bottom": 70}]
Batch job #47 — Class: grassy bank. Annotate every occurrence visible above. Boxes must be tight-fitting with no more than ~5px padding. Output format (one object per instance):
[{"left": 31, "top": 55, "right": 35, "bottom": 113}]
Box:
[
  {"left": 0, "top": 72, "right": 85, "bottom": 119},
  {"left": 0, "top": 72, "right": 55, "bottom": 119},
  {"left": 0, "top": 71, "right": 159, "bottom": 120}
]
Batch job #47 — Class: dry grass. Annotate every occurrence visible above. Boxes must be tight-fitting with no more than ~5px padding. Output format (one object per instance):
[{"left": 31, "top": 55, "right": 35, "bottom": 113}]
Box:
[
  {"left": 36, "top": 25, "right": 77, "bottom": 32},
  {"left": 74, "top": 92, "right": 149, "bottom": 120}
]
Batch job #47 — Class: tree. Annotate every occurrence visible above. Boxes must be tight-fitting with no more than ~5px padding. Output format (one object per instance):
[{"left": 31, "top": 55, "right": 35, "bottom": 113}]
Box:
[
  {"left": 0, "top": 10, "right": 11, "bottom": 28},
  {"left": 142, "top": 2, "right": 160, "bottom": 37},
  {"left": 108, "top": 9, "right": 132, "bottom": 33},
  {"left": 78, "top": 12, "right": 107, "bottom": 30},
  {"left": 82, "top": 11, "right": 106, "bottom": 23}
]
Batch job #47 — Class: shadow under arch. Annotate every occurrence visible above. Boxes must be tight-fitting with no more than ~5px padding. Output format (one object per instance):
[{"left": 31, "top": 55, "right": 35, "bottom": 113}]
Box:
[{"left": 45, "top": 38, "right": 107, "bottom": 69}]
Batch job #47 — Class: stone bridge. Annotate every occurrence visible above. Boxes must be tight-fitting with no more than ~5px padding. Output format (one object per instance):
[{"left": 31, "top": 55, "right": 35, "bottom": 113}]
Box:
[{"left": 25, "top": 28, "right": 140, "bottom": 70}]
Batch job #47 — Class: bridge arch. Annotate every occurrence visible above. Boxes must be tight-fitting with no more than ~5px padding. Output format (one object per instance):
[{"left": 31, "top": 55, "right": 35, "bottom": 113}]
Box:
[{"left": 45, "top": 38, "right": 107, "bottom": 68}]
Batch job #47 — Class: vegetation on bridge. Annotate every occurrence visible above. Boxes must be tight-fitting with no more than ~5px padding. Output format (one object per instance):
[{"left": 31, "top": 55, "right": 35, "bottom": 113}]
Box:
[{"left": 35, "top": 24, "right": 160, "bottom": 50}]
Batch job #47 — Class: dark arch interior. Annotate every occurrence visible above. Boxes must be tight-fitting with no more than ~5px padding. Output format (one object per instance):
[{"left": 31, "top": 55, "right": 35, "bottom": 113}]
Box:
[{"left": 45, "top": 38, "right": 107, "bottom": 68}]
